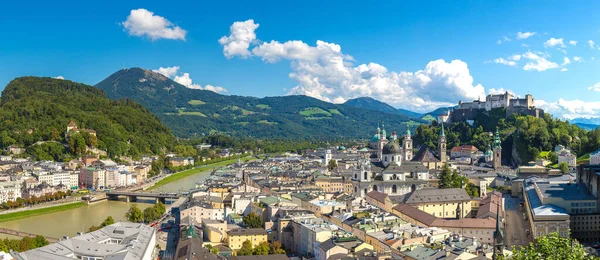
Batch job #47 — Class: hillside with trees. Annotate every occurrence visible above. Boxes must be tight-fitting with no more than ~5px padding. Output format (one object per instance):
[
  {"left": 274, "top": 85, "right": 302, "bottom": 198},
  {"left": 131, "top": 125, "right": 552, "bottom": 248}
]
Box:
[
  {"left": 0, "top": 77, "right": 175, "bottom": 160},
  {"left": 413, "top": 108, "right": 598, "bottom": 166},
  {"left": 95, "top": 68, "right": 423, "bottom": 139}
]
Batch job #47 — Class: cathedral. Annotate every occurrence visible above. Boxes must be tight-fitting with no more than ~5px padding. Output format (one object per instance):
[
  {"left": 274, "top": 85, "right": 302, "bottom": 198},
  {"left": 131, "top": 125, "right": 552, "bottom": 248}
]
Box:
[{"left": 354, "top": 124, "right": 433, "bottom": 198}]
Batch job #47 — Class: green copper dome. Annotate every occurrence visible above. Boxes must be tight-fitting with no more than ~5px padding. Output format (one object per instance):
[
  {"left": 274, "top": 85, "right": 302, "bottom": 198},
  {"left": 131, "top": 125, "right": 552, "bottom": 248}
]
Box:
[{"left": 372, "top": 134, "right": 380, "bottom": 142}]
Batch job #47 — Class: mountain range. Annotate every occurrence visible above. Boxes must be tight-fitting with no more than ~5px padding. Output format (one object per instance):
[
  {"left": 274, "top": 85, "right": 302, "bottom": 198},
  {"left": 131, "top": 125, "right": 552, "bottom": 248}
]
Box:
[
  {"left": 94, "top": 68, "right": 426, "bottom": 139},
  {"left": 343, "top": 97, "right": 454, "bottom": 122}
]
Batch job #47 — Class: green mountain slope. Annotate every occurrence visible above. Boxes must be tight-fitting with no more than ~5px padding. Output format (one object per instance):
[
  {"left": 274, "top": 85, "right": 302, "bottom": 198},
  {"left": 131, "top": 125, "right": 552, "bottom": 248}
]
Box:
[
  {"left": 344, "top": 97, "right": 404, "bottom": 115},
  {"left": 95, "top": 68, "right": 424, "bottom": 138},
  {"left": 0, "top": 77, "right": 175, "bottom": 159}
]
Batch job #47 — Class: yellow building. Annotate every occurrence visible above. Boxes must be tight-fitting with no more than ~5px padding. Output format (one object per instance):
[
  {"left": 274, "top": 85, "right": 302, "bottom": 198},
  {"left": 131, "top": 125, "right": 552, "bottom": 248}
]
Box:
[
  {"left": 405, "top": 188, "right": 472, "bottom": 218},
  {"left": 203, "top": 219, "right": 228, "bottom": 243},
  {"left": 227, "top": 228, "right": 268, "bottom": 251}
]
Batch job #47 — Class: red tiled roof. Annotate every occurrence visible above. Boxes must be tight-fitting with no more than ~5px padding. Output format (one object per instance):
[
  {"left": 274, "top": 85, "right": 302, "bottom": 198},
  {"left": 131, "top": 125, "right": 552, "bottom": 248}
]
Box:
[
  {"left": 367, "top": 191, "right": 388, "bottom": 204},
  {"left": 392, "top": 203, "right": 437, "bottom": 226}
]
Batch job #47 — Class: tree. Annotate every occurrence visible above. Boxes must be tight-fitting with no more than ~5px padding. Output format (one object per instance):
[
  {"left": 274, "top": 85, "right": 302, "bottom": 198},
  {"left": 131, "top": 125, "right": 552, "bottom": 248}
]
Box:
[
  {"left": 101, "top": 216, "right": 115, "bottom": 227},
  {"left": 253, "top": 241, "right": 269, "bottom": 255},
  {"left": 143, "top": 207, "right": 160, "bottom": 223},
  {"left": 88, "top": 225, "right": 100, "bottom": 232},
  {"left": 237, "top": 240, "right": 254, "bottom": 256},
  {"left": 559, "top": 162, "right": 569, "bottom": 173},
  {"left": 439, "top": 164, "right": 453, "bottom": 188},
  {"left": 155, "top": 202, "right": 166, "bottom": 215},
  {"left": 270, "top": 241, "right": 286, "bottom": 254},
  {"left": 243, "top": 213, "right": 263, "bottom": 228},
  {"left": 548, "top": 152, "right": 558, "bottom": 164},
  {"left": 327, "top": 159, "right": 338, "bottom": 171},
  {"left": 125, "top": 205, "right": 144, "bottom": 223},
  {"left": 511, "top": 232, "right": 592, "bottom": 260}
]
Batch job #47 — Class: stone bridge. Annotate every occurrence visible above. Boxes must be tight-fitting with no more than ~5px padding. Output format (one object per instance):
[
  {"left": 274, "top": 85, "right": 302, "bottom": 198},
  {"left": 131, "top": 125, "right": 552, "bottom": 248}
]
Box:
[{"left": 105, "top": 191, "right": 180, "bottom": 204}]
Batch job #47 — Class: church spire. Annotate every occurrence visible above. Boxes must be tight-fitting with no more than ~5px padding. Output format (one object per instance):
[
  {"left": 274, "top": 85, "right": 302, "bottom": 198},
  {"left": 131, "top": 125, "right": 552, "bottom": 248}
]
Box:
[
  {"left": 493, "top": 127, "right": 501, "bottom": 149},
  {"left": 440, "top": 122, "right": 445, "bottom": 137},
  {"left": 493, "top": 203, "right": 505, "bottom": 259}
]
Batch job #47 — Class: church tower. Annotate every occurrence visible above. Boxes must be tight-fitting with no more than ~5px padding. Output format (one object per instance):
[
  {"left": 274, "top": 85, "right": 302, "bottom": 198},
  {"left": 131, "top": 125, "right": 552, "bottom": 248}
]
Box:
[
  {"left": 439, "top": 123, "right": 447, "bottom": 163},
  {"left": 492, "top": 204, "right": 505, "bottom": 259},
  {"left": 377, "top": 122, "right": 388, "bottom": 160},
  {"left": 402, "top": 129, "right": 413, "bottom": 161},
  {"left": 493, "top": 128, "right": 502, "bottom": 169}
]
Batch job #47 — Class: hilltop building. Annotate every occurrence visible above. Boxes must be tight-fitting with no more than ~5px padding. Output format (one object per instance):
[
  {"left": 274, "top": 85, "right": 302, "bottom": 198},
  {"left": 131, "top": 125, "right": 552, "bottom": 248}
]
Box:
[{"left": 447, "top": 92, "right": 543, "bottom": 123}]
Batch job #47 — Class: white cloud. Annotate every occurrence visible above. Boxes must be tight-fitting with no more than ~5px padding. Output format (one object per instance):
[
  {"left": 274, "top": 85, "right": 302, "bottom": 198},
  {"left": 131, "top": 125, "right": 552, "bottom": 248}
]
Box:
[
  {"left": 560, "top": 68, "right": 568, "bottom": 72},
  {"left": 589, "top": 40, "right": 596, "bottom": 49},
  {"left": 522, "top": 51, "right": 559, "bottom": 71},
  {"left": 537, "top": 99, "right": 600, "bottom": 119},
  {"left": 488, "top": 88, "right": 516, "bottom": 95},
  {"left": 219, "top": 19, "right": 485, "bottom": 112},
  {"left": 508, "top": 54, "right": 521, "bottom": 61},
  {"left": 562, "top": 57, "right": 571, "bottom": 66},
  {"left": 53, "top": 76, "right": 64, "bottom": 80},
  {"left": 589, "top": 82, "right": 600, "bottom": 92},
  {"left": 218, "top": 19, "right": 259, "bottom": 58},
  {"left": 152, "top": 66, "right": 227, "bottom": 93},
  {"left": 492, "top": 58, "right": 517, "bottom": 66},
  {"left": 497, "top": 36, "right": 511, "bottom": 44},
  {"left": 569, "top": 40, "right": 577, "bottom": 46},
  {"left": 516, "top": 31, "right": 536, "bottom": 39},
  {"left": 153, "top": 66, "right": 180, "bottom": 78},
  {"left": 121, "top": 9, "right": 186, "bottom": 41},
  {"left": 573, "top": 56, "right": 582, "bottom": 62},
  {"left": 544, "top": 38, "right": 565, "bottom": 48}
]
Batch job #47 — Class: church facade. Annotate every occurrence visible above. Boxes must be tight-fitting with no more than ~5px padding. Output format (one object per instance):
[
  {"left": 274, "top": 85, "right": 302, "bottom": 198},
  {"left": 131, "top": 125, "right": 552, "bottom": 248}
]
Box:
[{"left": 355, "top": 125, "right": 433, "bottom": 198}]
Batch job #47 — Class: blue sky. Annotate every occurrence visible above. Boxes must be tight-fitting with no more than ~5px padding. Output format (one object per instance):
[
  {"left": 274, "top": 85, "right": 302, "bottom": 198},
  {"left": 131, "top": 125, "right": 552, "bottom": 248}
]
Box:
[{"left": 2, "top": 1, "right": 600, "bottom": 118}]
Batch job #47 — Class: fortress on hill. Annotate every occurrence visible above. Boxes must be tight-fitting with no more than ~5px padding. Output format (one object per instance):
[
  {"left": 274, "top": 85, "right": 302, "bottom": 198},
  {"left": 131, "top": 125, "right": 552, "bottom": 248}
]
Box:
[{"left": 438, "top": 91, "right": 544, "bottom": 124}]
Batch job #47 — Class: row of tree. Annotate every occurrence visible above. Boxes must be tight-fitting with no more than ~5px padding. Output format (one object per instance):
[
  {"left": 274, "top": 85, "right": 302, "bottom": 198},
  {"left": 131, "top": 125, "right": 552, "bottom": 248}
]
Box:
[
  {"left": 125, "top": 203, "right": 166, "bottom": 223},
  {"left": 0, "top": 190, "right": 73, "bottom": 210},
  {"left": 0, "top": 236, "right": 49, "bottom": 253},
  {"left": 237, "top": 241, "right": 286, "bottom": 256}
]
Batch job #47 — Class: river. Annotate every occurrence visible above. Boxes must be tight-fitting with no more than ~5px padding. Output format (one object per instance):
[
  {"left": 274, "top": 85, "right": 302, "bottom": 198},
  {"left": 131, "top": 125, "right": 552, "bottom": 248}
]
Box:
[{"left": 0, "top": 169, "right": 212, "bottom": 239}]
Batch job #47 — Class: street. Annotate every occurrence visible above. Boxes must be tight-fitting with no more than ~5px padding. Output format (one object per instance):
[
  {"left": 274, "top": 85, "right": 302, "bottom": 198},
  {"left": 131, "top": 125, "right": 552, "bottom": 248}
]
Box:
[{"left": 503, "top": 194, "right": 533, "bottom": 248}]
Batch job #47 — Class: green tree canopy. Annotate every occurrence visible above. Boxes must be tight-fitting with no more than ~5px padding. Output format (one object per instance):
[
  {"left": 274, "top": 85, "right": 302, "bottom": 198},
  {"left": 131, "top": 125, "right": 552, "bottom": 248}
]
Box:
[
  {"left": 559, "top": 162, "right": 569, "bottom": 173},
  {"left": 243, "top": 213, "right": 263, "bottom": 228},
  {"left": 125, "top": 205, "right": 144, "bottom": 223},
  {"left": 253, "top": 241, "right": 269, "bottom": 255},
  {"left": 511, "top": 232, "right": 593, "bottom": 260},
  {"left": 327, "top": 159, "right": 338, "bottom": 171},
  {"left": 237, "top": 240, "right": 254, "bottom": 256}
]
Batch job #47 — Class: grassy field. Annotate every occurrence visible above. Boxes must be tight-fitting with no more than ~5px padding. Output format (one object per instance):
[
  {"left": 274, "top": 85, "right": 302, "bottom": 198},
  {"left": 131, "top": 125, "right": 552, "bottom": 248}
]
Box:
[
  {"left": 0, "top": 202, "right": 86, "bottom": 223},
  {"left": 258, "top": 120, "right": 278, "bottom": 125},
  {"left": 147, "top": 157, "right": 251, "bottom": 191},
  {"left": 421, "top": 115, "right": 436, "bottom": 121},
  {"left": 578, "top": 153, "right": 590, "bottom": 163},
  {"left": 299, "top": 107, "right": 331, "bottom": 117},
  {"left": 188, "top": 100, "right": 206, "bottom": 105},
  {"left": 256, "top": 104, "right": 271, "bottom": 109}
]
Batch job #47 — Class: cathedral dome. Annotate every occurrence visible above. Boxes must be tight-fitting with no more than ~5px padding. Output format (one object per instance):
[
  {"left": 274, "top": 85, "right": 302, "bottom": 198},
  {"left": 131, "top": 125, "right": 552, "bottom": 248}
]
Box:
[
  {"left": 382, "top": 141, "right": 402, "bottom": 154},
  {"left": 372, "top": 134, "right": 380, "bottom": 142}
]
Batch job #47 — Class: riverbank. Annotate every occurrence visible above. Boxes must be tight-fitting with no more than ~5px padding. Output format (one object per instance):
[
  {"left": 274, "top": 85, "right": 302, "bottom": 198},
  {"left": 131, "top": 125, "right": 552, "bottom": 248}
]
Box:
[
  {"left": 147, "top": 156, "right": 252, "bottom": 191},
  {"left": 0, "top": 202, "right": 86, "bottom": 223}
]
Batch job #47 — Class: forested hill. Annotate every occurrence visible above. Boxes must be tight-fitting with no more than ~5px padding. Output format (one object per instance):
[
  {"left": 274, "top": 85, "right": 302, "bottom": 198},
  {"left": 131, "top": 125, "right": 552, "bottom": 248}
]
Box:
[
  {"left": 0, "top": 77, "right": 175, "bottom": 160},
  {"left": 95, "top": 68, "right": 424, "bottom": 138},
  {"left": 413, "top": 108, "right": 600, "bottom": 166}
]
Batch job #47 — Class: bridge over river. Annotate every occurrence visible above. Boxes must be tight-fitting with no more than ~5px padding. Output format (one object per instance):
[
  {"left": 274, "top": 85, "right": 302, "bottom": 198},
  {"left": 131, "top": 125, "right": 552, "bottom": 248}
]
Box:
[{"left": 105, "top": 191, "right": 180, "bottom": 204}]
